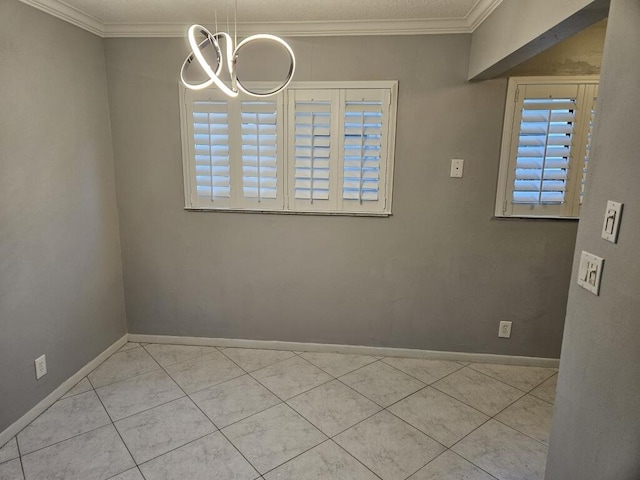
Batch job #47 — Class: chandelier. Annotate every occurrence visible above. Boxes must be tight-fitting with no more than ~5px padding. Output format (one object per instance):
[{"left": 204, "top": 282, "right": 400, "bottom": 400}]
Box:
[{"left": 180, "top": 6, "right": 296, "bottom": 98}]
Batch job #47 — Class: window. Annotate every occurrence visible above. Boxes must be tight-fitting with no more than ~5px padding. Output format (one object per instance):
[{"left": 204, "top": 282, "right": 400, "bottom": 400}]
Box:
[
  {"left": 180, "top": 81, "right": 398, "bottom": 216},
  {"left": 495, "top": 76, "right": 598, "bottom": 218}
]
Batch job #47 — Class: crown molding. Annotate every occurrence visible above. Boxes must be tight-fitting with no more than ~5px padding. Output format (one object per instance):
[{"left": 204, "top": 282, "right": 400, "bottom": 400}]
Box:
[
  {"left": 466, "top": 0, "right": 504, "bottom": 31},
  {"left": 103, "top": 18, "right": 477, "bottom": 38},
  {"left": 19, "top": 0, "right": 504, "bottom": 38},
  {"left": 18, "top": 0, "right": 103, "bottom": 36}
]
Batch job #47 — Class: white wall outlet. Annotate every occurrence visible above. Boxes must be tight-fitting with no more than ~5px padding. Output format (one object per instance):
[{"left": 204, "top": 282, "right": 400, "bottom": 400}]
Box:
[
  {"left": 601, "top": 200, "right": 623, "bottom": 243},
  {"left": 577, "top": 251, "right": 604, "bottom": 295},
  {"left": 450, "top": 159, "right": 464, "bottom": 178},
  {"left": 35, "top": 355, "right": 47, "bottom": 380},
  {"left": 498, "top": 321, "right": 512, "bottom": 338}
]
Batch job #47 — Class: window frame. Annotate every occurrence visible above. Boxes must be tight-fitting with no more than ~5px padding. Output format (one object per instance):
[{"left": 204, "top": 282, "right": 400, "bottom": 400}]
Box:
[
  {"left": 495, "top": 76, "right": 599, "bottom": 219},
  {"left": 179, "top": 80, "right": 398, "bottom": 217}
]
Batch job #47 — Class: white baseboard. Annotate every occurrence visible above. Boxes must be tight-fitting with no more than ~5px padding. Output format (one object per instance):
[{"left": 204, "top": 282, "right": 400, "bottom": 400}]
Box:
[
  {"left": 0, "top": 334, "right": 127, "bottom": 448},
  {"left": 128, "top": 334, "right": 560, "bottom": 368}
]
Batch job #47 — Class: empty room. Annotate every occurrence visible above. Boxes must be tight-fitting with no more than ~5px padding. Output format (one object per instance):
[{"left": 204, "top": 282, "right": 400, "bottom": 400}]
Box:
[{"left": 1, "top": 0, "right": 638, "bottom": 479}]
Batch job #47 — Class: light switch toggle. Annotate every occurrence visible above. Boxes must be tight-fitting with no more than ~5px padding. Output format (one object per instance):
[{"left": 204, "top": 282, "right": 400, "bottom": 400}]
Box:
[
  {"left": 577, "top": 251, "right": 604, "bottom": 295},
  {"left": 450, "top": 159, "right": 464, "bottom": 177},
  {"left": 601, "top": 200, "right": 623, "bottom": 243}
]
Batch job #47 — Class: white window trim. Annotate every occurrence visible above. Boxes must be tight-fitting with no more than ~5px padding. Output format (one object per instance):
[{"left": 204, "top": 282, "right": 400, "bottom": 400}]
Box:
[
  {"left": 495, "top": 76, "right": 599, "bottom": 219},
  {"left": 179, "top": 80, "right": 398, "bottom": 217}
]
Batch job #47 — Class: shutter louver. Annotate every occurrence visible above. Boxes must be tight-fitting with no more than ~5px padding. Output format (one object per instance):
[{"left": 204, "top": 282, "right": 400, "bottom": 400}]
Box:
[
  {"left": 293, "top": 101, "right": 332, "bottom": 201},
  {"left": 241, "top": 101, "right": 278, "bottom": 201},
  {"left": 192, "top": 100, "right": 230, "bottom": 200},
  {"left": 513, "top": 97, "right": 577, "bottom": 205},
  {"left": 343, "top": 100, "right": 383, "bottom": 203}
]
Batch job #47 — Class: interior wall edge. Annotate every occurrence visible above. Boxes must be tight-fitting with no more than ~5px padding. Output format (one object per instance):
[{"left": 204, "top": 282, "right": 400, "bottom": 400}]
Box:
[{"left": 127, "top": 333, "right": 560, "bottom": 368}]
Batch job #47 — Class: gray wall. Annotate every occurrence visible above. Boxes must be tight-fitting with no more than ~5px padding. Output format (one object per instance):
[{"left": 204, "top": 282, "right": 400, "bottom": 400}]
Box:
[
  {"left": 545, "top": 0, "right": 640, "bottom": 478},
  {"left": 105, "top": 35, "right": 578, "bottom": 358},
  {"left": 0, "top": 1, "right": 126, "bottom": 432}
]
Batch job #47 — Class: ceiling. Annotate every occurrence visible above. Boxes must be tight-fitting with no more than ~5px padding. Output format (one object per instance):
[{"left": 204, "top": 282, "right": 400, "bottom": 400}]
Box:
[{"left": 20, "top": 0, "right": 503, "bottom": 37}]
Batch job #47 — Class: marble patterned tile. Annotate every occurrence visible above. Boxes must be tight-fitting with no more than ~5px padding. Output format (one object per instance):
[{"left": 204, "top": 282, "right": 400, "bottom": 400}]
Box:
[
  {"left": 118, "top": 343, "right": 140, "bottom": 353},
  {"left": 408, "top": 450, "right": 495, "bottom": 480},
  {"left": 299, "top": 352, "right": 377, "bottom": 377},
  {"left": 61, "top": 377, "right": 93, "bottom": 399},
  {"left": 88, "top": 347, "right": 159, "bottom": 389},
  {"left": 96, "top": 370, "right": 184, "bottom": 421},
  {"left": 432, "top": 368, "right": 524, "bottom": 416},
  {"left": 17, "top": 391, "right": 111, "bottom": 455},
  {"left": 388, "top": 387, "right": 489, "bottom": 447},
  {"left": 339, "top": 362, "right": 426, "bottom": 407},
  {"left": 251, "top": 356, "right": 332, "bottom": 400},
  {"left": 190, "top": 375, "right": 280, "bottom": 428},
  {"left": 0, "top": 458, "right": 23, "bottom": 479},
  {"left": 495, "top": 395, "right": 554, "bottom": 445},
  {"left": 108, "top": 468, "right": 145, "bottom": 480},
  {"left": 222, "top": 348, "right": 295, "bottom": 373},
  {"left": 21, "top": 425, "right": 134, "bottom": 480},
  {"left": 143, "top": 344, "right": 218, "bottom": 368},
  {"left": 287, "top": 380, "right": 381, "bottom": 437},
  {"left": 164, "top": 351, "right": 244, "bottom": 394},
  {"left": 0, "top": 438, "right": 19, "bottom": 464},
  {"left": 530, "top": 374, "right": 558, "bottom": 404},
  {"left": 334, "top": 411, "right": 445, "bottom": 480},
  {"left": 139, "top": 432, "right": 259, "bottom": 480},
  {"left": 452, "top": 420, "right": 548, "bottom": 480},
  {"left": 382, "top": 358, "right": 463, "bottom": 385},
  {"left": 222, "top": 403, "right": 327, "bottom": 474},
  {"left": 115, "top": 396, "right": 216, "bottom": 464},
  {"left": 468, "top": 363, "right": 556, "bottom": 392},
  {"left": 263, "top": 440, "right": 378, "bottom": 480}
]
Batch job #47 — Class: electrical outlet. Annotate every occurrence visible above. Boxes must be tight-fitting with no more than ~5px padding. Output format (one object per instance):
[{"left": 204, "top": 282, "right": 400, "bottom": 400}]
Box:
[
  {"left": 498, "top": 321, "right": 512, "bottom": 339},
  {"left": 35, "top": 355, "right": 47, "bottom": 380}
]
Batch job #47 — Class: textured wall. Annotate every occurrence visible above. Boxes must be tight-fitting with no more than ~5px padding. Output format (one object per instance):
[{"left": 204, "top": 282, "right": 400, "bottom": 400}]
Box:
[
  {"left": 0, "top": 1, "right": 126, "bottom": 431},
  {"left": 504, "top": 19, "right": 606, "bottom": 77},
  {"left": 469, "top": 0, "right": 608, "bottom": 79},
  {"left": 545, "top": 0, "right": 640, "bottom": 478},
  {"left": 105, "top": 35, "right": 577, "bottom": 358}
]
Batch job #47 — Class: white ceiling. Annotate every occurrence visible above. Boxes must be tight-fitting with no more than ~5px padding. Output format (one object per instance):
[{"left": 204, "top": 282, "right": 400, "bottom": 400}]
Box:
[{"left": 20, "top": 0, "right": 503, "bottom": 37}]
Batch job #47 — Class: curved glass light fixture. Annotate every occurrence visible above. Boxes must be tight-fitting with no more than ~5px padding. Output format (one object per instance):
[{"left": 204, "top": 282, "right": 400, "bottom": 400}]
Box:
[{"left": 181, "top": 24, "right": 296, "bottom": 98}]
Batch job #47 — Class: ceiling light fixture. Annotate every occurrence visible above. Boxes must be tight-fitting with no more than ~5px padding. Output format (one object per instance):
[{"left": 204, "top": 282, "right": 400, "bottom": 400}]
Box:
[{"left": 180, "top": 3, "right": 295, "bottom": 98}]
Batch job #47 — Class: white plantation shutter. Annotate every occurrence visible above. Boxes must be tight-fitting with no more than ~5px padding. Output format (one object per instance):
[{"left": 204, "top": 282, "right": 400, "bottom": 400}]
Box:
[
  {"left": 186, "top": 94, "right": 233, "bottom": 208},
  {"left": 288, "top": 89, "right": 339, "bottom": 211},
  {"left": 240, "top": 100, "right": 283, "bottom": 209},
  {"left": 182, "top": 82, "right": 397, "bottom": 215},
  {"left": 497, "top": 78, "right": 598, "bottom": 218},
  {"left": 340, "top": 89, "right": 390, "bottom": 213}
]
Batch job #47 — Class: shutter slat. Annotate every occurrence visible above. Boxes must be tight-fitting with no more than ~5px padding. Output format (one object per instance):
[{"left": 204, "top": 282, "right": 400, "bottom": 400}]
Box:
[
  {"left": 342, "top": 99, "right": 383, "bottom": 202},
  {"left": 293, "top": 98, "right": 333, "bottom": 202},
  {"left": 241, "top": 100, "right": 279, "bottom": 201},
  {"left": 191, "top": 101, "right": 232, "bottom": 200}
]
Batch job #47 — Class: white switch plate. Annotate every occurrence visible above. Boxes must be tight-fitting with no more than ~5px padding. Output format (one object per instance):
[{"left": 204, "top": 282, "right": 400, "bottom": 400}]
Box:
[
  {"left": 577, "top": 251, "right": 604, "bottom": 295},
  {"left": 601, "top": 200, "right": 623, "bottom": 243},
  {"left": 450, "top": 159, "right": 464, "bottom": 178},
  {"left": 35, "top": 355, "right": 47, "bottom": 380},
  {"left": 498, "top": 321, "right": 512, "bottom": 338}
]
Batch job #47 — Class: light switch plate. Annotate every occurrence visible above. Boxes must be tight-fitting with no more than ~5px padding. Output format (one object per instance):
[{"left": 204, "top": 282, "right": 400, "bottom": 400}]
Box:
[
  {"left": 577, "top": 251, "right": 604, "bottom": 295},
  {"left": 450, "top": 159, "right": 464, "bottom": 178},
  {"left": 601, "top": 200, "right": 623, "bottom": 243}
]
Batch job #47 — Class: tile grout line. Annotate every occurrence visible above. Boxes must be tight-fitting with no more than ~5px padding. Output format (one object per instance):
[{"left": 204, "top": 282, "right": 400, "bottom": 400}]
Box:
[
  {"left": 11, "top": 342, "right": 554, "bottom": 480},
  {"left": 145, "top": 350, "right": 265, "bottom": 479}
]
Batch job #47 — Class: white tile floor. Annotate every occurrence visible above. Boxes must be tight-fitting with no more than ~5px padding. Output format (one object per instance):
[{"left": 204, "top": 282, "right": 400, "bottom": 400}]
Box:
[{"left": 0, "top": 342, "right": 558, "bottom": 480}]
